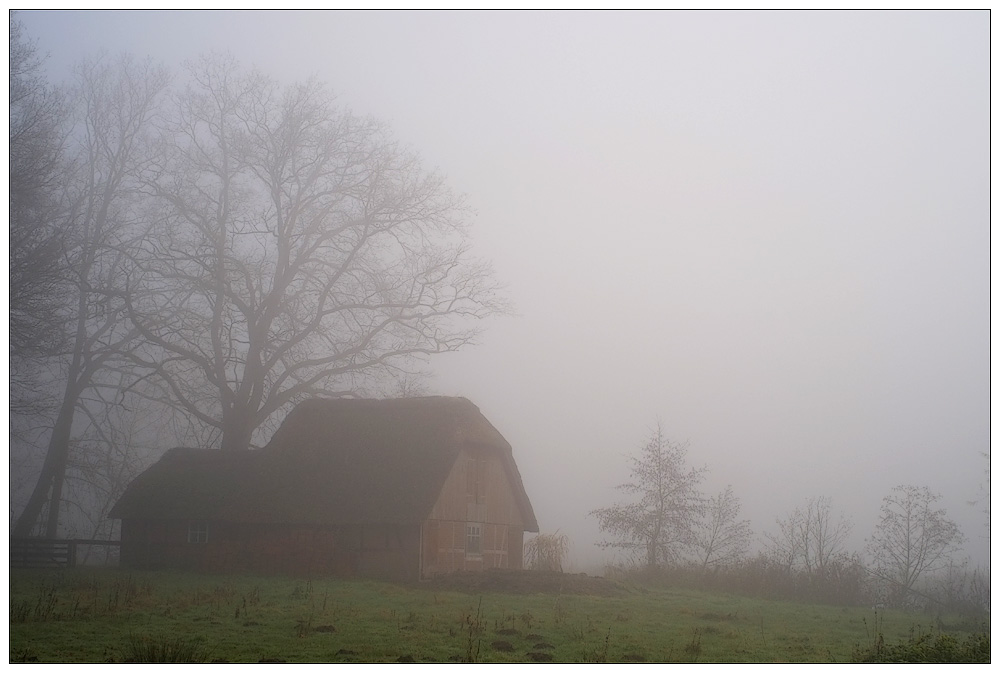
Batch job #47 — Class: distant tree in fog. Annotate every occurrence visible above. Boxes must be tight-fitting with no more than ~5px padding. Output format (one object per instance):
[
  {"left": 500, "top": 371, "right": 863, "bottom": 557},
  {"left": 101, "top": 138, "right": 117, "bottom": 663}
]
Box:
[
  {"left": 692, "top": 485, "right": 752, "bottom": 570},
  {"left": 9, "top": 15, "right": 69, "bottom": 411},
  {"left": 765, "top": 496, "right": 853, "bottom": 577},
  {"left": 868, "top": 485, "right": 964, "bottom": 604},
  {"left": 124, "top": 54, "right": 504, "bottom": 452},
  {"left": 591, "top": 425, "right": 706, "bottom": 568},
  {"left": 12, "top": 52, "right": 169, "bottom": 537},
  {"left": 10, "top": 14, "right": 69, "bottom": 529}
]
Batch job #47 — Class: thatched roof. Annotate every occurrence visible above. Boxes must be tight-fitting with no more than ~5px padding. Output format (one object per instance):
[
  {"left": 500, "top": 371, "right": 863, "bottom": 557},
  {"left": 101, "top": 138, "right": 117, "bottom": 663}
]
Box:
[{"left": 110, "top": 397, "right": 538, "bottom": 532}]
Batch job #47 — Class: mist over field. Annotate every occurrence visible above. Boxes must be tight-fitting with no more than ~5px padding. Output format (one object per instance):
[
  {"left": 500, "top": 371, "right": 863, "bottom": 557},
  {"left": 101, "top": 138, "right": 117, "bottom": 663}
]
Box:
[{"left": 13, "top": 10, "right": 989, "bottom": 572}]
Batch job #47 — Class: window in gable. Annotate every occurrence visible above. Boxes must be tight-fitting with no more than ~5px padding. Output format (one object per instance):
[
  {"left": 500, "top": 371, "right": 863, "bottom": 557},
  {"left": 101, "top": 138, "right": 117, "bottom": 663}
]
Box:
[
  {"left": 188, "top": 520, "right": 208, "bottom": 544},
  {"left": 466, "top": 456, "right": 488, "bottom": 499},
  {"left": 466, "top": 523, "right": 482, "bottom": 556}
]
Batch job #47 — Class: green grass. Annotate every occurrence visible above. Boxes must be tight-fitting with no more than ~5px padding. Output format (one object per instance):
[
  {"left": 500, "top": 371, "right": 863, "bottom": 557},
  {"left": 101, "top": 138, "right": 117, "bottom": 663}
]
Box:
[{"left": 8, "top": 569, "right": 988, "bottom": 663}]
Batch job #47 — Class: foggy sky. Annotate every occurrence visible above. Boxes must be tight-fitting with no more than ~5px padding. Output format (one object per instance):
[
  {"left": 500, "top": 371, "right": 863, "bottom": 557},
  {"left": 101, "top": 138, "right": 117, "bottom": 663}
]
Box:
[{"left": 18, "top": 10, "right": 990, "bottom": 568}]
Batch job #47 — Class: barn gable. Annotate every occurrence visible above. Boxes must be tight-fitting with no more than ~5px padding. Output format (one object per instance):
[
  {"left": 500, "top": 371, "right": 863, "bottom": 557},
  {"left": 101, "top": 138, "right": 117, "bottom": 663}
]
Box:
[
  {"left": 252, "top": 396, "right": 536, "bottom": 529},
  {"left": 420, "top": 446, "right": 531, "bottom": 575}
]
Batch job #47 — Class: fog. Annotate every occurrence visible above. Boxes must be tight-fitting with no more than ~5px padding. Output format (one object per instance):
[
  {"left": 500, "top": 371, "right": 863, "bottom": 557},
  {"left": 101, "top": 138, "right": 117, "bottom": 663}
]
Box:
[{"left": 19, "top": 10, "right": 989, "bottom": 568}]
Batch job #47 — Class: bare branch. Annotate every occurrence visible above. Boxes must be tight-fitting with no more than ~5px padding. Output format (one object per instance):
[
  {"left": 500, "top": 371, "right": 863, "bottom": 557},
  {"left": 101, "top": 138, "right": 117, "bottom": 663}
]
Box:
[{"left": 127, "top": 55, "right": 504, "bottom": 452}]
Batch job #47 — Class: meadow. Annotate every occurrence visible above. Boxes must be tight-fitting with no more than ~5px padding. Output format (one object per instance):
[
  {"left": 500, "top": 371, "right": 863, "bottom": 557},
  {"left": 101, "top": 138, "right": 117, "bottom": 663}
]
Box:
[{"left": 9, "top": 568, "right": 988, "bottom": 663}]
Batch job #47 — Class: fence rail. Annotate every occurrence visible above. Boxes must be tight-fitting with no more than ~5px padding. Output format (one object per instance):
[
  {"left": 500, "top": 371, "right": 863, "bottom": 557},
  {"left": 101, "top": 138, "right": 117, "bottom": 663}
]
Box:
[{"left": 10, "top": 538, "right": 121, "bottom": 569}]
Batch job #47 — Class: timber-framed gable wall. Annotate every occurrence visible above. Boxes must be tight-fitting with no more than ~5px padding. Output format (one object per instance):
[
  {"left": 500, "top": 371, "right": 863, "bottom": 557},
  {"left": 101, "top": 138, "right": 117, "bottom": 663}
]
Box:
[{"left": 422, "top": 446, "right": 527, "bottom": 576}]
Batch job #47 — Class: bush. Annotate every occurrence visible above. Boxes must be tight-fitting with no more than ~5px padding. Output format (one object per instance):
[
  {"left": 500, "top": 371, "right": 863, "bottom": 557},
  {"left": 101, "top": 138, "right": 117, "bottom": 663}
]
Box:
[
  {"left": 524, "top": 532, "right": 569, "bottom": 572},
  {"left": 852, "top": 626, "right": 990, "bottom": 663}
]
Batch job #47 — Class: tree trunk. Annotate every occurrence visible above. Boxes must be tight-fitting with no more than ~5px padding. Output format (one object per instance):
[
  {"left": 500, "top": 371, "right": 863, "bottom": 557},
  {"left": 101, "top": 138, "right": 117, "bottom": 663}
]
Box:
[
  {"left": 220, "top": 405, "right": 254, "bottom": 452},
  {"left": 12, "top": 383, "right": 81, "bottom": 537}
]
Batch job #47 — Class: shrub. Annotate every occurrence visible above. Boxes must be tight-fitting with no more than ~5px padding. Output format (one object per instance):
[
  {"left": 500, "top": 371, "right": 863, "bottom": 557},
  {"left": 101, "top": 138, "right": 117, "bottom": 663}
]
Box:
[
  {"left": 852, "top": 626, "right": 990, "bottom": 663},
  {"left": 524, "top": 532, "right": 569, "bottom": 572}
]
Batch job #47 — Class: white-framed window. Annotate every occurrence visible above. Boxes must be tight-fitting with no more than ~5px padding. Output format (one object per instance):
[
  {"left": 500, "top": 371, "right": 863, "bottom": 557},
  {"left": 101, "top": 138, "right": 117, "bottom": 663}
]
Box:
[
  {"left": 188, "top": 520, "right": 208, "bottom": 544},
  {"left": 466, "top": 523, "right": 482, "bottom": 556}
]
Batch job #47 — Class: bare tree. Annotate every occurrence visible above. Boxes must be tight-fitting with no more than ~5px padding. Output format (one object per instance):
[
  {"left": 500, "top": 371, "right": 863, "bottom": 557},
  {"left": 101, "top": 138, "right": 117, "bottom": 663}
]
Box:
[
  {"left": 764, "top": 507, "right": 801, "bottom": 573},
  {"left": 125, "top": 55, "right": 505, "bottom": 452},
  {"left": 693, "top": 486, "right": 752, "bottom": 570},
  {"left": 867, "top": 485, "right": 964, "bottom": 604},
  {"left": 12, "top": 55, "right": 169, "bottom": 537},
  {"left": 765, "top": 496, "right": 852, "bottom": 577},
  {"left": 61, "top": 372, "right": 163, "bottom": 545},
  {"left": 591, "top": 424, "right": 706, "bottom": 568},
  {"left": 9, "top": 15, "right": 69, "bottom": 414},
  {"left": 802, "top": 496, "right": 853, "bottom": 577}
]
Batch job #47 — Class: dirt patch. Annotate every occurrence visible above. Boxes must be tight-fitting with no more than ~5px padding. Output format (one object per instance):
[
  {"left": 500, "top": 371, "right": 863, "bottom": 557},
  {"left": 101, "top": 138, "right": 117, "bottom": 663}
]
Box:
[{"left": 417, "top": 569, "right": 627, "bottom": 597}]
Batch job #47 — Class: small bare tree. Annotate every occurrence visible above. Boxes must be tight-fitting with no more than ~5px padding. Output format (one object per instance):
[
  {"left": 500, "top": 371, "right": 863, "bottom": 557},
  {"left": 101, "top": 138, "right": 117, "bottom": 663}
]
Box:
[
  {"left": 765, "top": 496, "right": 853, "bottom": 577},
  {"left": 867, "top": 485, "right": 964, "bottom": 605},
  {"left": 693, "top": 486, "right": 752, "bottom": 570},
  {"left": 591, "top": 424, "right": 706, "bottom": 568},
  {"left": 764, "top": 508, "right": 801, "bottom": 573}
]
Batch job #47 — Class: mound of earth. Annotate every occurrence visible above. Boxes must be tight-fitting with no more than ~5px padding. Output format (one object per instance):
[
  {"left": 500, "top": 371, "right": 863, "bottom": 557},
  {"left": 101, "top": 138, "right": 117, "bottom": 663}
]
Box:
[{"left": 418, "top": 569, "right": 626, "bottom": 597}]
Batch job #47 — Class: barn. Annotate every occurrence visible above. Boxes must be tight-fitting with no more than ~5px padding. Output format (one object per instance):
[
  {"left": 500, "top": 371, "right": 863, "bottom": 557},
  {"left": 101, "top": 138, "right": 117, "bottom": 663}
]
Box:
[{"left": 109, "top": 397, "right": 538, "bottom": 580}]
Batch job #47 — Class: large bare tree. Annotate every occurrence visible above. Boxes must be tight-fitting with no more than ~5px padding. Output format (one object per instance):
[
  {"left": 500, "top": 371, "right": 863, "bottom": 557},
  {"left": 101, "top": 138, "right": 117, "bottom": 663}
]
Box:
[
  {"left": 12, "top": 55, "right": 169, "bottom": 537},
  {"left": 591, "top": 425, "right": 706, "bottom": 567},
  {"left": 126, "top": 55, "right": 505, "bottom": 452},
  {"left": 10, "top": 16, "right": 70, "bottom": 525}
]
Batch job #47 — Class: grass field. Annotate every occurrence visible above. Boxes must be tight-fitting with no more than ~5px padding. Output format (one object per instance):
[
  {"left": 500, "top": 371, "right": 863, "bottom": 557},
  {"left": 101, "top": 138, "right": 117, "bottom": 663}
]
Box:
[{"left": 9, "top": 568, "right": 988, "bottom": 663}]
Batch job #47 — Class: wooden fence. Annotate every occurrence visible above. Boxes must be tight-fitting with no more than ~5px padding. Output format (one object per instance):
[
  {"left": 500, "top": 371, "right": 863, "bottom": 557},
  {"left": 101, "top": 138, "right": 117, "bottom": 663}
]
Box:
[{"left": 10, "top": 538, "right": 121, "bottom": 569}]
